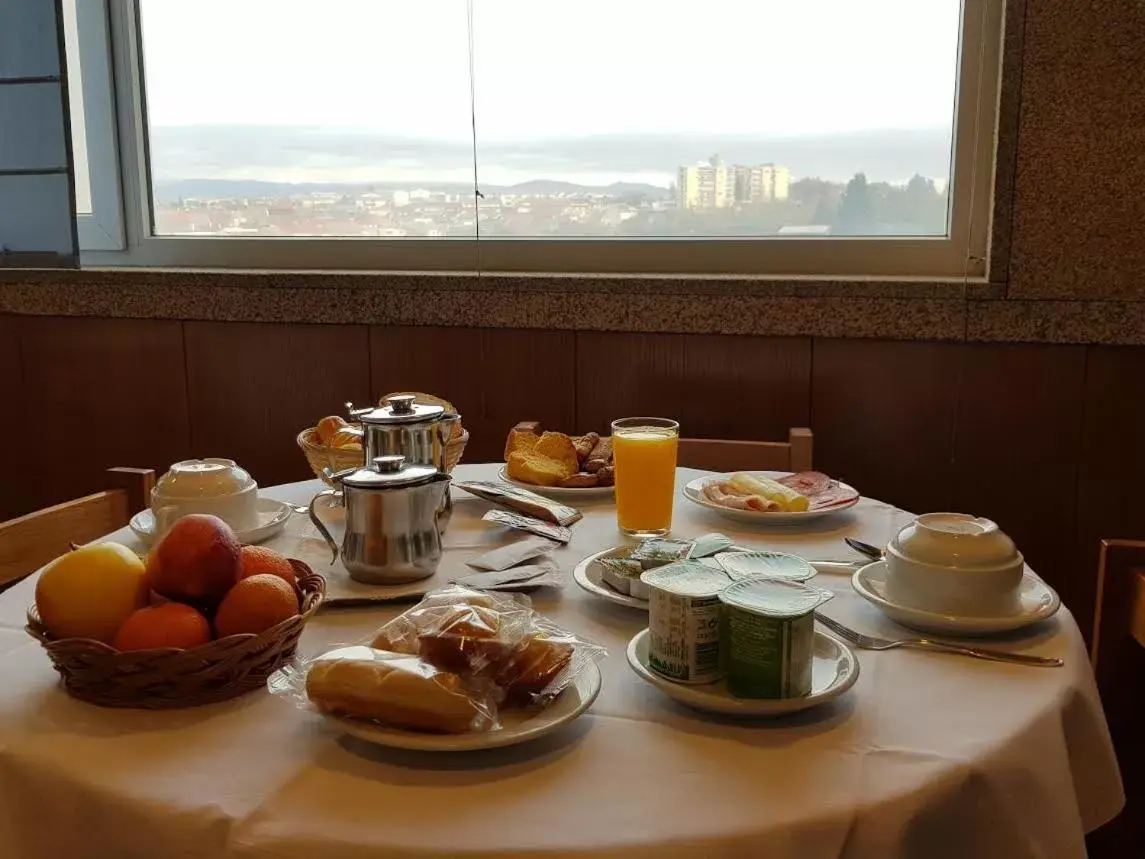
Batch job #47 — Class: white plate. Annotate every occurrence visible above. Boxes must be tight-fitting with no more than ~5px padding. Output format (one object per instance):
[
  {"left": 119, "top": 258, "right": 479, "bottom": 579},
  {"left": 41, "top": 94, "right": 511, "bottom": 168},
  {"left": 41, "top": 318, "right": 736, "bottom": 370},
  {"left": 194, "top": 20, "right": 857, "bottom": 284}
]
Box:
[
  {"left": 626, "top": 628, "right": 859, "bottom": 717},
  {"left": 683, "top": 471, "right": 860, "bottom": 524},
  {"left": 497, "top": 465, "right": 616, "bottom": 500},
  {"left": 130, "top": 498, "right": 294, "bottom": 546},
  {"left": 851, "top": 560, "right": 1062, "bottom": 636},
  {"left": 573, "top": 548, "right": 840, "bottom": 611},
  {"left": 326, "top": 661, "right": 602, "bottom": 752}
]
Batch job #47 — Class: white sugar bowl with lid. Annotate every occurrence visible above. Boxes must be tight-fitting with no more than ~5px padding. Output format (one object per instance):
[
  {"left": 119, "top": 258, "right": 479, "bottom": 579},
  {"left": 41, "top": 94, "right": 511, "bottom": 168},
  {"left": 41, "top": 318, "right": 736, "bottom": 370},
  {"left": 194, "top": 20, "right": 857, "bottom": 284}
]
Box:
[
  {"left": 151, "top": 458, "right": 259, "bottom": 538},
  {"left": 885, "top": 513, "right": 1024, "bottom": 617}
]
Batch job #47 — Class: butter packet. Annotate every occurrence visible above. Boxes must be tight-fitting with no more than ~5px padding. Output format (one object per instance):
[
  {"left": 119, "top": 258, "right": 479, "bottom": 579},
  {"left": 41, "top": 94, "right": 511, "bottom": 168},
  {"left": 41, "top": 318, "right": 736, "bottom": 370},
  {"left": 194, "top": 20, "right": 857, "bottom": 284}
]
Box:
[
  {"left": 466, "top": 536, "right": 560, "bottom": 571},
  {"left": 483, "top": 510, "right": 572, "bottom": 544},
  {"left": 457, "top": 480, "right": 582, "bottom": 526}
]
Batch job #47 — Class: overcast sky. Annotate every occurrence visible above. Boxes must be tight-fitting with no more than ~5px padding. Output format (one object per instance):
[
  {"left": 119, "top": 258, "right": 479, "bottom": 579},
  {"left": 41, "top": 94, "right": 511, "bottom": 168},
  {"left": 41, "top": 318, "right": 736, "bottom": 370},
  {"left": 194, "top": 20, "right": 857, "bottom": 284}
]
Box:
[{"left": 140, "top": 0, "right": 962, "bottom": 140}]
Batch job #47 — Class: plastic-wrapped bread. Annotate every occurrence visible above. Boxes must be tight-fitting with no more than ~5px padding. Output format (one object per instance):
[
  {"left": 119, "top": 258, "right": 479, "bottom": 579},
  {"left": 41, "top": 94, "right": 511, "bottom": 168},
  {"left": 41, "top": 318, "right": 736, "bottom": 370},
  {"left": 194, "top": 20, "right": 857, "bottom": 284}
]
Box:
[{"left": 305, "top": 646, "right": 496, "bottom": 734}]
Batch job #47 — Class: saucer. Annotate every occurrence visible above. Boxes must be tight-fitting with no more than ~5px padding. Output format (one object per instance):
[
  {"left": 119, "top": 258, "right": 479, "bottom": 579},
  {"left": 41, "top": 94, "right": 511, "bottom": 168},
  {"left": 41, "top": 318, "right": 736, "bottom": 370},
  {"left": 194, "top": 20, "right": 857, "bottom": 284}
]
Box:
[
  {"left": 626, "top": 628, "right": 859, "bottom": 717},
  {"left": 130, "top": 498, "right": 294, "bottom": 546},
  {"left": 851, "top": 560, "right": 1061, "bottom": 636}
]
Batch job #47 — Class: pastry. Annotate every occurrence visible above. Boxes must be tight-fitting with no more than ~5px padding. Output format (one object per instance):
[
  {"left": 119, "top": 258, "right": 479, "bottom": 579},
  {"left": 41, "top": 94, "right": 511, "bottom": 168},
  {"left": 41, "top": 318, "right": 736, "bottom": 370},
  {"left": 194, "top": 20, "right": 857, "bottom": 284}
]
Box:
[{"left": 306, "top": 646, "right": 486, "bottom": 734}]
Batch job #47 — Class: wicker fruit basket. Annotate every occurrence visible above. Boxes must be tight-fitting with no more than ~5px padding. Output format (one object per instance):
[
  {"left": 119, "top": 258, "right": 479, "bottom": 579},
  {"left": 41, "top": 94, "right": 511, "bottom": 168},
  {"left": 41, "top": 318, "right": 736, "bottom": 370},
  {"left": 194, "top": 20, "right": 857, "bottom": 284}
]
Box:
[
  {"left": 298, "top": 391, "right": 469, "bottom": 485},
  {"left": 25, "top": 561, "right": 325, "bottom": 709}
]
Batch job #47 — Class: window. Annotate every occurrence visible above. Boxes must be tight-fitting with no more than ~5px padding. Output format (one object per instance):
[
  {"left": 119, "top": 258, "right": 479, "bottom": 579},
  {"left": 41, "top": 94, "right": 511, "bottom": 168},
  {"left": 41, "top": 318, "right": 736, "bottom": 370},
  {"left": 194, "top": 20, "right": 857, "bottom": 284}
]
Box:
[
  {"left": 62, "top": 0, "right": 123, "bottom": 250},
  {"left": 77, "top": 0, "right": 1002, "bottom": 276}
]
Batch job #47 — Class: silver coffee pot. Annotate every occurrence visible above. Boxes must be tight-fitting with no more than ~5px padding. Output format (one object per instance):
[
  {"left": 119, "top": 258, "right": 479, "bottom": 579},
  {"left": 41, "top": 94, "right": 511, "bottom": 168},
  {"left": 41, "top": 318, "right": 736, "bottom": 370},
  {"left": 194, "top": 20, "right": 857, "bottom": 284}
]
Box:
[{"left": 308, "top": 455, "right": 451, "bottom": 585}]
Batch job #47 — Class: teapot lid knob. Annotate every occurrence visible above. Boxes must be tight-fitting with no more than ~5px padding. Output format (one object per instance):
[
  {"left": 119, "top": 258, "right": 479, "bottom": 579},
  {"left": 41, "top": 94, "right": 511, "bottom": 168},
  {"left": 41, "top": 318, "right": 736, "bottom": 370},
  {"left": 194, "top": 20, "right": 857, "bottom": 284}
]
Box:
[
  {"left": 373, "top": 455, "right": 406, "bottom": 473},
  {"left": 387, "top": 394, "right": 417, "bottom": 415}
]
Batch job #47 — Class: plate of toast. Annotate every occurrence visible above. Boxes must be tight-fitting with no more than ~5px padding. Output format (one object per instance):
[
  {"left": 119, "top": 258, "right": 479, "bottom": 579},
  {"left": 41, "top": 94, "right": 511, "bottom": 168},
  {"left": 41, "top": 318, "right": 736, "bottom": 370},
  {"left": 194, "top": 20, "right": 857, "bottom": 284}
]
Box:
[{"left": 501, "top": 422, "right": 616, "bottom": 499}]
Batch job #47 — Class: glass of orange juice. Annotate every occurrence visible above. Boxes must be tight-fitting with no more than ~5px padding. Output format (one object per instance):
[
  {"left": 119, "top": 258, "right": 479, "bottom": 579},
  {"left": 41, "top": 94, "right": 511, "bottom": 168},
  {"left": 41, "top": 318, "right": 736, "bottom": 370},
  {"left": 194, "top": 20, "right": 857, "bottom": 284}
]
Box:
[{"left": 611, "top": 417, "right": 680, "bottom": 537}]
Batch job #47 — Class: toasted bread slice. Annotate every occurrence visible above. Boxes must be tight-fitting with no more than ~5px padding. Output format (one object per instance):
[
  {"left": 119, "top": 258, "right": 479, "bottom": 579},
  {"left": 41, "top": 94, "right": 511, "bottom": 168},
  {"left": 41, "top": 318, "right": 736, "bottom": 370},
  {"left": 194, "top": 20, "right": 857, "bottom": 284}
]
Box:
[
  {"left": 507, "top": 451, "right": 576, "bottom": 486},
  {"left": 504, "top": 429, "right": 540, "bottom": 461},
  {"left": 533, "top": 432, "right": 580, "bottom": 475}
]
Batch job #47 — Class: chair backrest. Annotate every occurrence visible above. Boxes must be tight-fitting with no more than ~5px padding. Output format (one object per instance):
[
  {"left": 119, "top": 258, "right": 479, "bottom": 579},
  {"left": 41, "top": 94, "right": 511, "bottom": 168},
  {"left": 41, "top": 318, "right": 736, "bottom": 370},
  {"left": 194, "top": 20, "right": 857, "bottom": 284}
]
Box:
[
  {"left": 0, "top": 467, "right": 154, "bottom": 591},
  {"left": 677, "top": 428, "right": 813, "bottom": 474}
]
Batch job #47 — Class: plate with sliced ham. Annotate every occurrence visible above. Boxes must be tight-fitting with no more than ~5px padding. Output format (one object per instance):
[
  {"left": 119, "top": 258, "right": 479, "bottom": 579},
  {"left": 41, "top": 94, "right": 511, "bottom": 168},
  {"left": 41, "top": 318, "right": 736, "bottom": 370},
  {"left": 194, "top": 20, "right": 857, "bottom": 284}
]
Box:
[{"left": 683, "top": 470, "right": 861, "bottom": 524}]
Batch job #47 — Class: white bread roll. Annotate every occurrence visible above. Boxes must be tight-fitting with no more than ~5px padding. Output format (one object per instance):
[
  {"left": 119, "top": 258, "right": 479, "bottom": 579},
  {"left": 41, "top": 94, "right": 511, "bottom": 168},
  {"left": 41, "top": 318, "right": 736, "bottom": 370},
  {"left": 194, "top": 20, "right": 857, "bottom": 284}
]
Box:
[{"left": 306, "top": 646, "right": 487, "bottom": 734}]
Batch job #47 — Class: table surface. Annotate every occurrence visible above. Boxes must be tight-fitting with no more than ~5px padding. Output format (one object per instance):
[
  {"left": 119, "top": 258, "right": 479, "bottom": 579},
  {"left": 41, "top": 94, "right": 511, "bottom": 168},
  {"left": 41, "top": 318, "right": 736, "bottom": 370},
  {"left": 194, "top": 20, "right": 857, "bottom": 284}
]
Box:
[{"left": 0, "top": 464, "right": 1124, "bottom": 859}]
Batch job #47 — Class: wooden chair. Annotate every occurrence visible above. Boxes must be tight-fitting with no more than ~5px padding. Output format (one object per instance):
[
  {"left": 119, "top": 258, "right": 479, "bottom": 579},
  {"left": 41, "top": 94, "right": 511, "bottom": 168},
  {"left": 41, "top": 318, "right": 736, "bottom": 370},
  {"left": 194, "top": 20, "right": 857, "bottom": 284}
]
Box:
[
  {"left": 0, "top": 467, "right": 155, "bottom": 592},
  {"left": 1088, "top": 540, "right": 1145, "bottom": 855},
  {"left": 677, "top": 428, "right": 813, "bottom": 473}
]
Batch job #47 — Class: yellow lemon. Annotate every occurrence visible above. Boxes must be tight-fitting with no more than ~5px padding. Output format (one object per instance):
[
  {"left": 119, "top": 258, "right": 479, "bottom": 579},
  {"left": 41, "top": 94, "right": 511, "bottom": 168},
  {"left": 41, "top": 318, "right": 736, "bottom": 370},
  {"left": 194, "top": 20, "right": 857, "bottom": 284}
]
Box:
[{"left": 35, "top": 542, "right": 149, "bottom": 643}]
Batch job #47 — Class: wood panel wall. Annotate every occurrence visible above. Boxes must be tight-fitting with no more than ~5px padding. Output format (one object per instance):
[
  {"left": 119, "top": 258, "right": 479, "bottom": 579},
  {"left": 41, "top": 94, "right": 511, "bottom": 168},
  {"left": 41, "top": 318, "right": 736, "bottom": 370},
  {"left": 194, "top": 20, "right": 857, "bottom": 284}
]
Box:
[{"left": 6, "top": 314, "right": 1145, "bottom": 643}]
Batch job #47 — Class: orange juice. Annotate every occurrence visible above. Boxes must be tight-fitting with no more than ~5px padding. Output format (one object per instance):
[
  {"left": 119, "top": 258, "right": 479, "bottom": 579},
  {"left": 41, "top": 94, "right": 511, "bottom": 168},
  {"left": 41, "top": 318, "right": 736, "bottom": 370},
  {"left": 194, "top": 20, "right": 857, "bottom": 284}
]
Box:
[{"left": 612, "top": 418, "right": 679, "bottom": 536}]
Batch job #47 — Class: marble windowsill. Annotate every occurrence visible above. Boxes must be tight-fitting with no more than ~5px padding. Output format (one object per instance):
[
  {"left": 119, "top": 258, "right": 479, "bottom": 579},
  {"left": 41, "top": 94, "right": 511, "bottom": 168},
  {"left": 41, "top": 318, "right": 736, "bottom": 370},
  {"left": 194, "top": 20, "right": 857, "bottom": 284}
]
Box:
[{"left": 2, "top": 268, "right": 1144, "bottom": 346}]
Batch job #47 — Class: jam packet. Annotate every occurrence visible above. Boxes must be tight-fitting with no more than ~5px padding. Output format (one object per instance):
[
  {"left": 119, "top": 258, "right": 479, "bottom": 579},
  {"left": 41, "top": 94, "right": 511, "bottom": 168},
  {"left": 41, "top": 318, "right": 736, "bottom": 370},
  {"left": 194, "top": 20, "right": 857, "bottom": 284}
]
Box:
[
  {"left": 483, "top": 510, "right": 572, "bottom": 544},
  {"left": 466, "top": 536, "right": 560, "bottom": 571}
]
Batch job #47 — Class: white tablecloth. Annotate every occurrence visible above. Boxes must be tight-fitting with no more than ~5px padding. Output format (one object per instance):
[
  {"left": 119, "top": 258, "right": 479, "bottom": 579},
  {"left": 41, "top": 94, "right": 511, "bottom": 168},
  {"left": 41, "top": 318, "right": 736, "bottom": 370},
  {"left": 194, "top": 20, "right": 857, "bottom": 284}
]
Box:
[{"left": 0, "top": 465, "right": 1123, "bottom": 859}]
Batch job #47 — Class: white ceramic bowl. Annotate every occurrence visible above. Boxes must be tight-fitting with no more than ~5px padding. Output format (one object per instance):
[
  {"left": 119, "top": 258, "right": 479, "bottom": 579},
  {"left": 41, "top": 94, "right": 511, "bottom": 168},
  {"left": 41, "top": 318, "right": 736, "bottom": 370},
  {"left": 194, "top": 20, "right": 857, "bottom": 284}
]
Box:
[
  {"left": 151, "top": 458, "right": 259, "bottom": 538},
  {"left": 884, "top": 513, "right": 1024, "bottom": 617}
]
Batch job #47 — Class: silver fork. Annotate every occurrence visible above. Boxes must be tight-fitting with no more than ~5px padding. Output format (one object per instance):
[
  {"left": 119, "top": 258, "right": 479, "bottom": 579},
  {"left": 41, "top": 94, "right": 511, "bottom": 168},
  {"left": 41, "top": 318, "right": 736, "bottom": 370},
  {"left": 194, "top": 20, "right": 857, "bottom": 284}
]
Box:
[{"left": 814, "top": 612, "right": 1063, "bottom": 667}]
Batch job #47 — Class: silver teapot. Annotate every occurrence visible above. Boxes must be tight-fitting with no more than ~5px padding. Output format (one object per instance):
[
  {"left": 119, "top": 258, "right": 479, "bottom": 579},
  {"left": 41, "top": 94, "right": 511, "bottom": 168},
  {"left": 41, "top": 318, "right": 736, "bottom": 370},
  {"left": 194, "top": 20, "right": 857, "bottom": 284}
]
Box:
[
  {"left": 346, "top": 394, "right": 460, "bottom": 471},
  {"left": 345, "top": 394, "right": 461, "bottom": 514},
  {"left": 308, "top": 455, "right": 451, "bottom": 585}
]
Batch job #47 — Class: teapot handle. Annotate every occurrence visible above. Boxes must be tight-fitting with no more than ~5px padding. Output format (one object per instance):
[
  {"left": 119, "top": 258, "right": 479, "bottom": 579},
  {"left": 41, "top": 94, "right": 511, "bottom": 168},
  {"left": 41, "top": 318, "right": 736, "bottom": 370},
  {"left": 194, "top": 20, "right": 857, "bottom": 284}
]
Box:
[{"left": 308, "top": 488, "right": 342, "bottom": 565}]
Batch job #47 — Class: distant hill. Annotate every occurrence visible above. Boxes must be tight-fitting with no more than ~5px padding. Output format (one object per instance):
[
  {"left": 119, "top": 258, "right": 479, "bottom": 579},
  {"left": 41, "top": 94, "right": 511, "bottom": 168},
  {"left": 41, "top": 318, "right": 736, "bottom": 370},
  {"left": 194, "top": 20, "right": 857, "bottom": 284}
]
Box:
[
  {"left": 149, "top": 125, "right": 953, "bottom": 201},
  {"left": 153, "top": 177, "right": 671, "bottom": 203}
]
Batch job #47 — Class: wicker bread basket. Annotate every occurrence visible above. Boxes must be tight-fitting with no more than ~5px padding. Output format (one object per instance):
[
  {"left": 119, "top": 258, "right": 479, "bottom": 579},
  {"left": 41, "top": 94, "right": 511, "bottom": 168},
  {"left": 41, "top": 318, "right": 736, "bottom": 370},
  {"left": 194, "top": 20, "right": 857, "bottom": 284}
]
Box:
[
  {"left": 25, "top": 561, "right": 325, "bottom": 709},
  {"left": 298, "top": 391, "right": 468, "bottom": 485}
]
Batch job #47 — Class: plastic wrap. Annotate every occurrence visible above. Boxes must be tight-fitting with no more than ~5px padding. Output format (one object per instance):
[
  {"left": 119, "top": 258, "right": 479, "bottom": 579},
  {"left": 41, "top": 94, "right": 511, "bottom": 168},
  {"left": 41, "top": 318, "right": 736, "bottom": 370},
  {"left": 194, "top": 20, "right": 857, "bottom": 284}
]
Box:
[
  {"left": 270, "top": 585, "right": 607, "bottom": 734},
  {"left": 268, "top": 645, "right": 499, "bottom": 734}
]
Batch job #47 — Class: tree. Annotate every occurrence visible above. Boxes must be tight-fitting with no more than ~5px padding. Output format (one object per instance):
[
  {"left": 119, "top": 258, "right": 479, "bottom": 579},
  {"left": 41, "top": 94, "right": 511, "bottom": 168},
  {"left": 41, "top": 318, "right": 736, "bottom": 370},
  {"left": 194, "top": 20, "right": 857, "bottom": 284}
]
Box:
[{"left": 834, "top": 173, "right": 874, "bottom": 235}]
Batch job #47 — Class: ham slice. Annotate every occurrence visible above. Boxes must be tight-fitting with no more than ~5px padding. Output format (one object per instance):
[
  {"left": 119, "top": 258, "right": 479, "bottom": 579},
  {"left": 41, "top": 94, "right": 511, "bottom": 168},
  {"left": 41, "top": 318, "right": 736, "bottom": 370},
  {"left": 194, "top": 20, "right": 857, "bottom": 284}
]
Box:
[{"left": 778, "top": 471, "right": 859, "bottom": 510}]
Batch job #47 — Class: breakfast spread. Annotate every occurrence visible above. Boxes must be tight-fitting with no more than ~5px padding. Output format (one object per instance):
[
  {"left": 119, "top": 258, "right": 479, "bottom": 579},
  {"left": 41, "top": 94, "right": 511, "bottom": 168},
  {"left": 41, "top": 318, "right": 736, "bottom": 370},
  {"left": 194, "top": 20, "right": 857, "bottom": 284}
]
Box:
[
  {"left": 701, "top": 471, "right": 858, "bottom": 513},
  {"left": 273, "top": 585, "right": 605, "bottom": 734},
  {"left": 504, "top": 422, "right": 615, "bottom": 488},
  {"left": 719, "top": 578, "right": 834, "bottom": 699}
]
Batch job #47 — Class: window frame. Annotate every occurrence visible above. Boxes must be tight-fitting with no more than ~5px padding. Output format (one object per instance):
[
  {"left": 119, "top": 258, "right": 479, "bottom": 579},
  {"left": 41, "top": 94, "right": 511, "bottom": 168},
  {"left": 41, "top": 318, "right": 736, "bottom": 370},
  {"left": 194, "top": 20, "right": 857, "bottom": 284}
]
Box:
[
  {"left": 64, "top": 0, "right": 125, "bottom": 252},
  {"left": 83, "top": 0, "right": 1002, "bottom": 278}
]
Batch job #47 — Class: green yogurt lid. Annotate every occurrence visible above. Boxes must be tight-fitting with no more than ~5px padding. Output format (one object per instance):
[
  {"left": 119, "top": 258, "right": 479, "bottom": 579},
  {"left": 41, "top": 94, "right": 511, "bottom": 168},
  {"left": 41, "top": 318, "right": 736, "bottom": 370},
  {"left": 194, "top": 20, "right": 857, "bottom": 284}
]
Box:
[
  {"left": 640, "top": 561, "right": 730, "bottom": 596},
  {"left": 717, "top": 551, "right": 816, "bottom": 581},
  {"left": 719, "top": 577, "right": 833, "bottom": 617}
]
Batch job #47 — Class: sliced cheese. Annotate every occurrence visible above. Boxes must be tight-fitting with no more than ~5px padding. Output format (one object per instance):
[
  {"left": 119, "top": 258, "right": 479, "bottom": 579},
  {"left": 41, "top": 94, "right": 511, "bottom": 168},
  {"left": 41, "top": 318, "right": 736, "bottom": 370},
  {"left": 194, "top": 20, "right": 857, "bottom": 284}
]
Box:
[{"left": 728, "top": 472, "right": 810, "bottom": 512}]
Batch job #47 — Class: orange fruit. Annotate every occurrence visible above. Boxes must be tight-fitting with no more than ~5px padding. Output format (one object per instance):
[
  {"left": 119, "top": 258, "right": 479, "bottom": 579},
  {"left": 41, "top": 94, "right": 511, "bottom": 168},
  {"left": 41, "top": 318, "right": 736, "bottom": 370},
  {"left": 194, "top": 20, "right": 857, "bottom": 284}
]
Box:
[
  {"left": 239, "top": 545, "right": 296, "bottom": 588},
  {"left": 113, "top": 603, "right": 211, "bottom": 651},
  {"left": 214, "top": 574, "right": 299, "bottom": 638}
]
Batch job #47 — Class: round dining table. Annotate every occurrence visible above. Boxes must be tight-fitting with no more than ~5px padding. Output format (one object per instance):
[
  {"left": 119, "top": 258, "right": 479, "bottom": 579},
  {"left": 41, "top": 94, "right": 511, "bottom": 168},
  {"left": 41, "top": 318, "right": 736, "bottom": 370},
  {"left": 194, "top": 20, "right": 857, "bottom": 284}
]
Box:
[{"left": 0, "top": 464, "right": 1124, "bottom": 859}]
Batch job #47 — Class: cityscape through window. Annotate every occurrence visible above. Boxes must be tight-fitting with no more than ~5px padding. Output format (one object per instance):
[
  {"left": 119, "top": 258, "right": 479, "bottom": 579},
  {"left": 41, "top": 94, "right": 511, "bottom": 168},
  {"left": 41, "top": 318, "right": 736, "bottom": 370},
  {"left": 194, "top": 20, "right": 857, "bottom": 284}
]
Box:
[{"left": 141, "top": 0, "right": 961, "bottom": 240}]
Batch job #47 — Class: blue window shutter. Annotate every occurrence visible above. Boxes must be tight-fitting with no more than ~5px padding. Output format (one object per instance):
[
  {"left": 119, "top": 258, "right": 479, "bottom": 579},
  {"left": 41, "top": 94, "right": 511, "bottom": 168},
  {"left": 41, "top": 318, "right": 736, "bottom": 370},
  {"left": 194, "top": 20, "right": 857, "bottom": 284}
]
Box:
[{"left": 0, "top": 0, "right": 78, "bottom": 267}]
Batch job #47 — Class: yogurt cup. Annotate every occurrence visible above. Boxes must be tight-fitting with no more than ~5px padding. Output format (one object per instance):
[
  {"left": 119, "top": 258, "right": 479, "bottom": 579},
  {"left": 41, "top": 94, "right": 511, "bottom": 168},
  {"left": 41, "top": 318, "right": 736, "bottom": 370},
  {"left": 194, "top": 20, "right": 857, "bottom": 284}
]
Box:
[
  {"left": 641, "top": 562, "right": 730, "bottom": 684},
  {"left": 719, "top": 578, "right": 834, "bottom": 699},
  {"left": 717, "top": 551, "right": 816, "bottom": 582}
]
